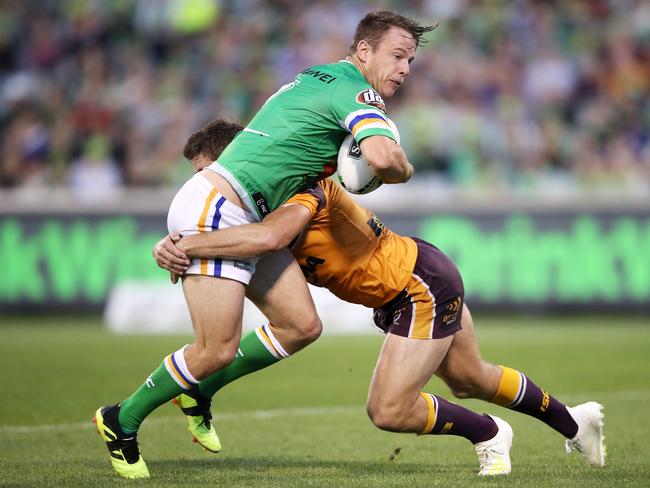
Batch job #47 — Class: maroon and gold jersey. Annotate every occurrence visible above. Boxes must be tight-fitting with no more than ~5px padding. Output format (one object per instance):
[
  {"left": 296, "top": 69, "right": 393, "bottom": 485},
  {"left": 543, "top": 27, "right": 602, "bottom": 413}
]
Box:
[{"left": 285, "top": 179, "right": 418, "bottom": 308}]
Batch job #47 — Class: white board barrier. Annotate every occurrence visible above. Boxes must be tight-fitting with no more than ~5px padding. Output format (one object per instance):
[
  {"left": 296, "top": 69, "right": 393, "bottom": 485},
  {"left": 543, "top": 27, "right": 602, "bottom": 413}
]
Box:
[{"left": 104, "top": 280, "right": 376, "bottom": 335}]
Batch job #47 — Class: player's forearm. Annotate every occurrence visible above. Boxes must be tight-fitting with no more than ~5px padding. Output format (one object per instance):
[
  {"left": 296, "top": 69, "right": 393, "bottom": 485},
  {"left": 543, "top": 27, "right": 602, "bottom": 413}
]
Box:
[
  {"left": 360, "top": 136, "right": 413, "bottom": 183},
  {"left": 177, "top": 224, "right": 274, "bottom": 259},
  {"left": 177, "top": 205, "right": 310, "bottom": 259},
  {"left": 371, "top": 145, "right": 413, "bottom": 183}
]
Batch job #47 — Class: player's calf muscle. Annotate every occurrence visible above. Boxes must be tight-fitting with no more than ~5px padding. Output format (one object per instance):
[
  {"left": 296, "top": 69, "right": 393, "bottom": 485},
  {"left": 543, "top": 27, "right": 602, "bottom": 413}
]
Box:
[
  {"left": 443, "top": 362, "right": 501, "bottom": 400},
  {"left": 437, "top": 348, "right": 501, "bottom": 399}
]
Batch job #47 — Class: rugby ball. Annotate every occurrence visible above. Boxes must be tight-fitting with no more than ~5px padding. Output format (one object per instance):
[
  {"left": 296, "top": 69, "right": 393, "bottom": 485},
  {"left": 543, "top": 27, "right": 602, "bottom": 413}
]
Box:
[{"left": 336, "top": 120, "right": 400, "bottom": 195}]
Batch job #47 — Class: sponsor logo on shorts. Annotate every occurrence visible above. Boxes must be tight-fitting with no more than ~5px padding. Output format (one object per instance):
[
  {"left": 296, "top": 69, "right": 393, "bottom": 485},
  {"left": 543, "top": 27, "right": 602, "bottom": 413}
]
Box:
[
  {"left": 442, "top": 315, "right": 457, "bottom": 325},
  {"left": 441, "top": 296, "right": 462, "bottom": 325},
  {"left": 392, "top": 308, "right": 404, "bottom": 325},
  {"left": 448, "top": 296, "right": 461, "bottom": 312},
  {"left": 356, "top": 89, "right": 386, "bottom": 111},
  {"left": 234, "top": 261, "right": 252, "bottom": 272}
]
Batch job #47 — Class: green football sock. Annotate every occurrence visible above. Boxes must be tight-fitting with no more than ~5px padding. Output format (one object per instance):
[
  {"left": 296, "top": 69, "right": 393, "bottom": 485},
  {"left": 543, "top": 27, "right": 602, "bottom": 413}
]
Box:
[
  {"left": 198, "top": 325, "right": 287, "bottom": 399},
  {"left": 119, "top": 347, "right": 198, "bottom": 435}
]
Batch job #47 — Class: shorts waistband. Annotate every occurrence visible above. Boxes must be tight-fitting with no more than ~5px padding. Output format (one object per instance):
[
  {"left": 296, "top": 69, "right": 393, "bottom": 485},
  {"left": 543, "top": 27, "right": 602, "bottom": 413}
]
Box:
[
  {"left": 205, "top": 163, "right": 261, "bottom": 221},
  {"left": 196, "top": 169, "right": 258, "bottom": 222}
]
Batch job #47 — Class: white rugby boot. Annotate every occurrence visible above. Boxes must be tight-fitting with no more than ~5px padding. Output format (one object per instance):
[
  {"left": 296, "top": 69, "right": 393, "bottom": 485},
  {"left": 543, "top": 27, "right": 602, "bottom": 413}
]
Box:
[
  {"left": 565, "top": 402, "right": 606, "bottom": 467},
  {"left": 475, "top": 415, "right": 513, "bottom": 476}
]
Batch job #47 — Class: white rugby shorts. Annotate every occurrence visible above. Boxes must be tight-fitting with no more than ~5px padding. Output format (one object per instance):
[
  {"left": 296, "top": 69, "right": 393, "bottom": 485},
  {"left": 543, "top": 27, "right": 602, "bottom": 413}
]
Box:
[{"left": 167, "top": 172, "right": 259, "bottom": 285}]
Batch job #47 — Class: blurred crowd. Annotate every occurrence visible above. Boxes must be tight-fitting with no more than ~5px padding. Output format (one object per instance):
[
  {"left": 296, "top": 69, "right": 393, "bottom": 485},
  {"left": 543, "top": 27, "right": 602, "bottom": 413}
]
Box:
[{"left": 1, "top": 0, "right": 649, "bottom": 200}]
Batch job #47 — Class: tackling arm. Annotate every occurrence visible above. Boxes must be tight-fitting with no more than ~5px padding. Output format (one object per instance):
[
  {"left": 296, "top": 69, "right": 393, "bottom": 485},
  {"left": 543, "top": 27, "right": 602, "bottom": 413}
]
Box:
[
  {"left": 360, "top": 135, "right": 413, "bottom": 183},
  {"left": 153, "top": 203, "right": 312, "bottom": 277},
  {"left": 179, "top": 204, "right": 311, "bottom": 258}
]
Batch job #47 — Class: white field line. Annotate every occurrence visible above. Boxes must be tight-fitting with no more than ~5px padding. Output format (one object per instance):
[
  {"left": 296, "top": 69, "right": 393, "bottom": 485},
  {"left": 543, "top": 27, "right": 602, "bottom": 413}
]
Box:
[
  {"left": 0, "top": 405, "right": 363, "bottom": 434},
  {"left": 1, "top": 388, "right": 648, "bottom": 435}
]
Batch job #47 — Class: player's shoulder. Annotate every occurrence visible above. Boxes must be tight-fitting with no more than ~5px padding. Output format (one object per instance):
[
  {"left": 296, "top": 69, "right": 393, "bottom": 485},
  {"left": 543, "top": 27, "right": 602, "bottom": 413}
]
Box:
[
  {"left": 292, "top": 179, "right": 344, "bottom": 216},
  {"left": 300, "top": 61, "right": 369, "bottom": 89},
  {"left": 300, "top": 60, "right": 359, "bottom": 78},
  {"left": 296, "top": 62, "right": 349, "bottom": 91},
  {"left": 325, "top": 61, "right": 387, "bottom": 114}
]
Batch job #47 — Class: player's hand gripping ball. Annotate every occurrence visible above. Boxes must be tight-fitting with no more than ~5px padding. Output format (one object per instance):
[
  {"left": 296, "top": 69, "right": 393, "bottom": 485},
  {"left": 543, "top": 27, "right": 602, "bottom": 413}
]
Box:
[{"left": 337, "top": 119, "right": 400, "bottom": 195}]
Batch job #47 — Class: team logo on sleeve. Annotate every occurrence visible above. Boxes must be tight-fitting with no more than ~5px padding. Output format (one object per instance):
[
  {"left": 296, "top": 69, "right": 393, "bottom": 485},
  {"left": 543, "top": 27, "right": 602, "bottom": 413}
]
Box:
[{"left": 356, "top": 89, "right": 386, "bottom": 111}]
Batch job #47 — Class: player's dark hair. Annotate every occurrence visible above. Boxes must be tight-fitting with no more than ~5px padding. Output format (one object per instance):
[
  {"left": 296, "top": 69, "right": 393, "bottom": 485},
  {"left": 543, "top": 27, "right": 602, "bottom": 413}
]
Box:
[
  {"left": 348, "top": 10, "right": 437, "bottom": 54},
  {"left": 183, "top": 119, "right": 244, "bottom": 162}
]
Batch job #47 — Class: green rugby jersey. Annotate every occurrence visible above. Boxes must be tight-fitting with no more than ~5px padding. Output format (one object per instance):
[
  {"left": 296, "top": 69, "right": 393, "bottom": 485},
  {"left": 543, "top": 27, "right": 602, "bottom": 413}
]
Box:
[{"left": 208, "top": 60, "right": 396, "bottom": 219}]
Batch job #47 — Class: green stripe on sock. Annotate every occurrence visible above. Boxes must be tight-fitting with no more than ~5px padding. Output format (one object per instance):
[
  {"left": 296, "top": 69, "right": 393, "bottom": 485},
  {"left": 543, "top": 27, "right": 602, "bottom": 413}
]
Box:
[
  {"left": 118, "top": 361, "right": 184, "bottom": 434},
  {"left": 198, "top": 328, "right": 281, "bottom": 399}
]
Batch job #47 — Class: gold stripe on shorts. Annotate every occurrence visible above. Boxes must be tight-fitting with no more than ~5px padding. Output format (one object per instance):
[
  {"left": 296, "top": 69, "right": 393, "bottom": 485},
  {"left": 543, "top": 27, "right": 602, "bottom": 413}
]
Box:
[
  {"left": 408, "top": 274, "right": 435, "bottom": 339},
  {"left": 197, "top": 188, "right": 218, "bottom": 275}
]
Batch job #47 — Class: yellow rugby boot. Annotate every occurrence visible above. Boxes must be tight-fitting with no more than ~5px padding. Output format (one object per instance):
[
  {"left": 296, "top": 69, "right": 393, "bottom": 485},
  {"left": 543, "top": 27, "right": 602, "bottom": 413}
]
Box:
[
  {"left": 93, "top": 404, "right": 149, "bottom": 479},
  {"left": 172, "top": 393, "right": 222, "bottom": 453}
]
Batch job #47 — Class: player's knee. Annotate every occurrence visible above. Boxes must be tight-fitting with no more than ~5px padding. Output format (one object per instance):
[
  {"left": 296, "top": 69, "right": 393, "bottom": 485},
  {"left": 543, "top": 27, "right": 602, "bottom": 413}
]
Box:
[
  {"left": 210, "top": 346, "right": 238, "bottom": 371},
  {"left": 302, "top": 314, "right": 322, "bottom": 343},
  {"left": 289, "top": 314, "right": 322, "bottom": 345},
  {"left": 278, "top": 312, "right": 322, "bottom": 342},
  {"left": 366, "top": 400, "right": 406, "bottom": 432},
  {"left": 366, "top": 402, "right": 389, "bottom": 430}
]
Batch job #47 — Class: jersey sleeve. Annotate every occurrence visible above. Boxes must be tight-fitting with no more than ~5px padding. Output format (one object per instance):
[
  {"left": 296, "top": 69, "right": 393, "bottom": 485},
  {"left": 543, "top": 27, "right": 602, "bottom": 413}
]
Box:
[
  {"left": 329, "top": 79, "right": 397, "bottom": 144},
  {"left": 283, "top": 184, "right": 327, "bottom": 216}
]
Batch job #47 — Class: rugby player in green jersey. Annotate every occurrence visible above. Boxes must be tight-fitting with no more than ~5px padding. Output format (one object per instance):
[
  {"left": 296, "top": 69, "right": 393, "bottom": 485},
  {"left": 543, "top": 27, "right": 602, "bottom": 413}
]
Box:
[{"left": 94, "top": 11, "right": 436, "bottom": 479}]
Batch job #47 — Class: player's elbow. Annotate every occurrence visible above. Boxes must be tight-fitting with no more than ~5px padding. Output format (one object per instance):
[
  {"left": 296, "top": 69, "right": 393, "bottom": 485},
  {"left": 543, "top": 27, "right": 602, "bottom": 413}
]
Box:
[
  {"left": 260, "top": 228, "right": 291, "bottom": 253},
  {"left": 252, "top": 232, "right": 279, "bottom": 255}
]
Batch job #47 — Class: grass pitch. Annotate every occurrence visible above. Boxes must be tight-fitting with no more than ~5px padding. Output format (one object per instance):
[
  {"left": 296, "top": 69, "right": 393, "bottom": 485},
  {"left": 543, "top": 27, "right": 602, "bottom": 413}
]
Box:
[{"left": 1, "top": 315, "right": 649, "bottom": 487}]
